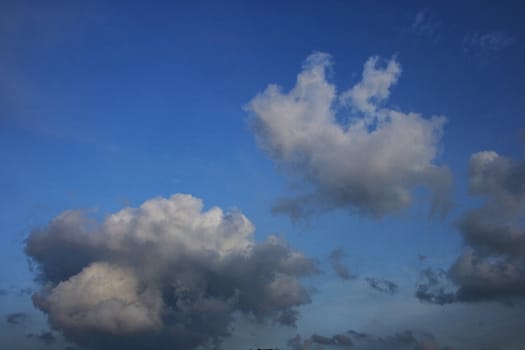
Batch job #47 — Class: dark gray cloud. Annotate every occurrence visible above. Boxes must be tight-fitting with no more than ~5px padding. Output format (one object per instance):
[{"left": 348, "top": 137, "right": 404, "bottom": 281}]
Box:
[
  {"left": 0, "top": 288, "right": 8, "bottom": 296},
  {"left": 411, "top": 9, "right": 441, "bottom": 42},
  {"left": 246, "top": 53, "right": 451, "bottom": 220},
  {"left": 329, "top": 249, "right": 354, "bottom": 280},
  {"left": 25, "top": 194, "right": 318, "bottom": 350},
  {"left": 6, "top": 312, "right": 28, "bottom": 325},
  {"left": 416, "top": 151, "right": 525, "bottom": 305},
  {"left": 365, "top": 277, "right": 398, "bottom": 295}
]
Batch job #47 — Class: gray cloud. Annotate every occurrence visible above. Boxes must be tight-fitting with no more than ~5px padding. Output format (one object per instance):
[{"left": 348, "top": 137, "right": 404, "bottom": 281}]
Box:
[
  {"left": 415, "top": 268, "right": 457, "bottom": 305},
  {"left": 288, "top": 334, "right": 322, "bottom": 350},
  {"left": 6, "top": 312, "right": 28, "bottom": 325},
  {"left": 288, "top": 330, "right": 452, "bottom": 350},
  {"left": 329, "top": 249, "right": 354, "bottom": 280},
  {"left": 18, "top": 287, "right": 33, "bottom": 296},
  {"left": 246, "top": 52, "right": 451, "bottom": 220},
  {"left": 417, "top": 151, "right": 525, "bottom": 304},
  {"left": 411, "top": 9, "right": 441, "bottom": 42},
  {"left": 366, "top": 277, "right": 398, "bottom": 295},
  {"left": 25, "top": 194, "right": 318, "bottom": 350},
  {"left": 0, "top": 287, "right": 33, "bottom": 297}
]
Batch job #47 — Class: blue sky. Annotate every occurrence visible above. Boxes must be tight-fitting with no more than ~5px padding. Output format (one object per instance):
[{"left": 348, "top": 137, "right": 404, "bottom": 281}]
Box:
[{"left": 1, "top": 1, "right": 525, "bottom": 349}]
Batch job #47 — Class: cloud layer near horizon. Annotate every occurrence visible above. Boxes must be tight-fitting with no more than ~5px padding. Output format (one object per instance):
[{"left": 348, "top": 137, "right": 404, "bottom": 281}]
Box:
[
  {"left": 288, "top": 329, "right": 452, "bottom": 350},
  {"left": 246, "top": 53, "right": 451, "bottom": 219},
  {"left": 25, "top": 194, "right": 318, "bottom": 349}
]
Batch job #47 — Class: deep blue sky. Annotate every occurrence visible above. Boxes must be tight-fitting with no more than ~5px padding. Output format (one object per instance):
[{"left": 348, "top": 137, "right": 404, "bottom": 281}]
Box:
[{"left": 1, "top": 1, "right": 525, "bottom": 349}]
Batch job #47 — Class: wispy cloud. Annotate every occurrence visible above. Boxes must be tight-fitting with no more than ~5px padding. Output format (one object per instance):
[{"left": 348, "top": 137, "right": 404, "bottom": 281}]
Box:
[
  {"left": 464, "top": 31, "right": 516, "bottom": 55},
  {"left": 411, "top": 9, "right": 441, "bottom": 42},
  {"left": 329, "top": 249, "right": 354, "bottom": 280}
]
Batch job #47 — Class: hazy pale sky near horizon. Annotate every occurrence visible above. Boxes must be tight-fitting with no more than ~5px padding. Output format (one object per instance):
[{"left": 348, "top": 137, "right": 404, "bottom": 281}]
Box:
[{"left": 1, "top": 1, "right": 525, "bottom": 350}]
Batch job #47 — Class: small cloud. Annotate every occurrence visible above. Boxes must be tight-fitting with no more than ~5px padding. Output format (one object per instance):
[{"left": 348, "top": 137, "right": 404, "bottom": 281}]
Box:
[
  {"left": 26, "top": 331, "right": 56, "bottom": 346},
  {"left": 25, "top": 194, "right": 318, "bottom": 350},
  {"left": 329, "top": 249, "right": 355, "bottom": 280},
  {"left": 18, "top": 287, "right": 32, "bottom": 296},
  {"left": 464, "top": 31, "right": 516, "bottom": 55},
  {"left": 411, "top": 9, "right": 441, "bottom": 41},
  {"left": 6, "top": 312, "right": 28, "bottom": 325},
  {"left": 365, "top": 277, "right": 398, "bottom": 295}
]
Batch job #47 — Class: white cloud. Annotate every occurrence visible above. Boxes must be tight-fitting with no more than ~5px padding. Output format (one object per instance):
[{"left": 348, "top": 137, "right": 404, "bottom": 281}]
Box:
[
  {"left": 418, "top": 151, "right": 525, "bottom": 304},
  {"left": 246, "top": 53, "right": 451, "bottom": 219}
]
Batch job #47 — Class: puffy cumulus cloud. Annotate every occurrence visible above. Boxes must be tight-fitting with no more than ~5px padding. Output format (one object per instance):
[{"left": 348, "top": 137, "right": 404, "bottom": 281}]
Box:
[
  {"left": 464, "top": 31, "right": 516, "bottom": 54},
  {"left": 246, "top": 52, "right": 451, "bottom": 219},
  {"left": 450, "top": 151, "right": 525, "bottom": 303},
  {"left": 417, "top": 151, "right": 525, "bottom": 304},
  {"left": 25, "top": 194, "right": 318, "bottom": 350},
  {"left": 33, "top": 262, "right": 162, "bottom": 336}
]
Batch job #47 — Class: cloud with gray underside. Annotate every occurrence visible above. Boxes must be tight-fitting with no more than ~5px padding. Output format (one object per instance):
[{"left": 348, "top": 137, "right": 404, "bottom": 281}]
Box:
[
  {"left": 246, "top": 52, "right": 451, "bottom": 220},
  {"left": 416, "top": 151, "right": 525, "bottom": 304},
  {"left": 25, "top": 194, "right": 319, "bottom": 350}
]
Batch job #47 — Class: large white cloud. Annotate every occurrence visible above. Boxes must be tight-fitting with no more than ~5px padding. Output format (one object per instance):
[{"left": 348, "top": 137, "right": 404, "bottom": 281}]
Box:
[
  {"left": 26, "top": 194, "right": 318, "bottom": 350},
  {"left": 246, "top": 53, "right": 451, "bottom": 218}
]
